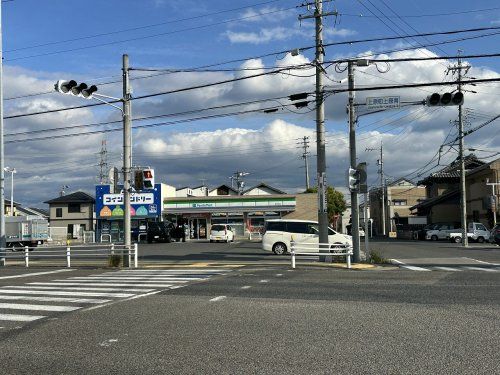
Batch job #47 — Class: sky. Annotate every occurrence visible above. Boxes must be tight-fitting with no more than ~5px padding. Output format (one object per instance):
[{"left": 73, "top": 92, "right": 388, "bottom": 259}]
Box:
[{"left": 2, "top": 0, "right": 500, "bottom": 207}]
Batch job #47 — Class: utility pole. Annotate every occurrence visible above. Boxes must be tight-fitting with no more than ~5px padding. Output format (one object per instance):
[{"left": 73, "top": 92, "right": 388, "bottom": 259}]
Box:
[
  {"left": 347, "top": 61, "right": 360, "bottom": 262},
  {"left": 366, "top": 142, "right": 385, "bottom": 236},
  {"left": 299, "top": 1, "right": 337, "bottom": 253},
  {"left": 232, "top": 171, "right": 249, "bottom": 195},
  {"left": 123, "top": 55, "right": 132, "bottom": 252},
  {"left": 298, "top": 136, "right": 311, "bottom": 190},
  {"left": 448, "top": 52, "right": 470, "bottom": 247},
  {"left": 98, "top": 140, "right": 109, "bottom": 185},
  {"left": 0, "top": 1, "right": 6, "bottom": 266}
]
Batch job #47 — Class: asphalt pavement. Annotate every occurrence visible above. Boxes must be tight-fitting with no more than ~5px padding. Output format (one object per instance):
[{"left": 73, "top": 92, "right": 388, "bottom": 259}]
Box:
[{"left": 0, "top": 265, "right": 498, "bottom": 374}]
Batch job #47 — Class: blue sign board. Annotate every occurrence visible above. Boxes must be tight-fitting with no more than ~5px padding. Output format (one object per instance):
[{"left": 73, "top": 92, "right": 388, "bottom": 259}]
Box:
[{"left": 95, "top": 184, "right": 162, "bottom": 219}]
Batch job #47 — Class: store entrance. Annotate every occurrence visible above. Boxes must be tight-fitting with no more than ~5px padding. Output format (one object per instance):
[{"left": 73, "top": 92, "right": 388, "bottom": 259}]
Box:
[{"left": 189, "top": 218, "right": 207, "bottom": 240}]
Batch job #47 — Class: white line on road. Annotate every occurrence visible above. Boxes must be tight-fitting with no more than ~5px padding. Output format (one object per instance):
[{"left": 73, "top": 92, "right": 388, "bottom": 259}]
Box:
[
  {"left": 0, "top": 290, "right": 135, "bottom": 298},
  {"left": 0, "top": 295, "right": 110, "bottom": 304},
  {"left": 0, "top": 269, "right": 74, "bottom": 280},
  {"left": 27, "top": 282, "right": 174, "bottom": 288},
  {"left": 82, "top": 290, "right": 163, "bottom": 312},
  {"left": 276, "top": 274, "right": 283, "bottom": 277},
  {"left": 260, "top": 280, "right": 269, "bottom": 283},
  {"left": 462, "top": 266, "right": 498, "bottom": 272},
  {"left": 0, "top": 303, "right": 81, "bottom": 312},
  {"left": 391, "top": 259, "right": 430, "bottom": 271},
  {"left": 7, "top": 286, "right": 154, "bottom": 293},
  {"left": 462, "top": 258, "right": 500, "bottom": 266},
  {"left": 210, "top": 296, "right": 227, "bottom": 302},
  {"left": 241, "top": 286, "right": 252, "bottom": 289},
  {"left": 66, "top": 277, "right": 201, "bottom": 281},
  {"left": 433, "top": 267, "right": 461, "bottom": 271},
  {"left": 0, "top": 314, "right": 46, "bottom": 322}
]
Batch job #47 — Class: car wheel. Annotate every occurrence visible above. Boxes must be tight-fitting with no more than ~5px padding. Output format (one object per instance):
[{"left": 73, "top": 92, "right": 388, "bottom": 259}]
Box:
[
  {"left": 453, "top": 236, "right": 461, "bottom": 244},
  {"left": 272, "top": 242, "right": 287, "bottom": 255},
  {"left": 476, "top": 236, "right": 484, "bottom": 243},
  {"left": 431, "top": 235, "right": 438, "bottom": 241}
]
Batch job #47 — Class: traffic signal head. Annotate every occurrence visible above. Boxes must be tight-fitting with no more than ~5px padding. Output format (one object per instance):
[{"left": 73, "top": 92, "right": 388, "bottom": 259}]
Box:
[
  {"left": 347, "top": 167, "right": 360, "bottom": 192},
  {"left": 55, "top": 80, "right": 77, "bottom": 94},
  {"left": 426, "top": 92, "right": 464, "bottom": 106},
  {"left": 142, "top": 169, "right": 155, "bottom": 189},
  {"left": 54, "top": 80, "right": 98, "bottom": 99}
]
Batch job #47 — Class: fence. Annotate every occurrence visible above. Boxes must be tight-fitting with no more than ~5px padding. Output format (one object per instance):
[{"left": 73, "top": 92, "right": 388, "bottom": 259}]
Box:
[
  {"left": 0, "top": 243, "right": 138, "bottom": 268},
  {"left": 48, "top": 227, "right": 68, "bottom": 244},
  {"left": 290, "top": 241, "right": 353, "bottom": 269}
]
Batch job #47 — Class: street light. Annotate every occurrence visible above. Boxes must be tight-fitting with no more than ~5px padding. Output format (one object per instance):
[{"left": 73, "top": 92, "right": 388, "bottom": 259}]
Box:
[{"left": 4, "top": 167, "right": 15, "bottom": 216}]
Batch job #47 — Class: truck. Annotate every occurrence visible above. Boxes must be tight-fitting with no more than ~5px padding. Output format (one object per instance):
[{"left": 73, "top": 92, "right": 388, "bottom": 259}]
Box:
[
  {"left": 6, "top": 216, "right": 49, "bottom": 248},
  {"left": 447, "top": 222, "right": 491, "bottom": 243}
]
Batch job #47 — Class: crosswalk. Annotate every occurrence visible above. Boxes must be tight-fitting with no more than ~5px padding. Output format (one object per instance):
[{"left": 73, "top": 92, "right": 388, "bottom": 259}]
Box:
[{"left": 0, "top": 268, "right": 230, "bottom": 330}]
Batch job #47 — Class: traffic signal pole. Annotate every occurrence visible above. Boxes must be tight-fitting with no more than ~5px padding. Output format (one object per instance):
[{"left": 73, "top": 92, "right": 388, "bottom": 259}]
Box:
[
  {"left": 348, "top": 61, "right": 361, "bottom": 262},
  {"left": 0, "top": 1, "right": 5, "bottom": 266},
  {"left": 123, "top": 55, "right": 132, "bottom": 254}
]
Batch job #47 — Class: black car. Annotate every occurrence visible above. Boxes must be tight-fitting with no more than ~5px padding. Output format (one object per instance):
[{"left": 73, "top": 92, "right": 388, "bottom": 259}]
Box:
[{"left": 147, "top": 222, "right": 174, "bottom": 243}]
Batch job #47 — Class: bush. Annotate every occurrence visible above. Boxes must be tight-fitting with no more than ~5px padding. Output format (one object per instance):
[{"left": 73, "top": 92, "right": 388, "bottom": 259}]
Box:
[
  {"left": 367, "top": 250, "right": 389, "bottom": 264},
  {"left": 108, "top": 254, "right": 121, "bottom": 267}
]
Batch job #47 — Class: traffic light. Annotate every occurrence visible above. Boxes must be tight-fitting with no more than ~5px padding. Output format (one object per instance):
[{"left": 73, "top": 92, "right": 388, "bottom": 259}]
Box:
[
  {"left": 356, "top": 162, "right": 368, "bottom": 194},
  {"left": 426, "top": 92, "right": 464, "bottom": 106},
  {"left": 142, "top": 169, "right": 155, "bottom": 189},
  {"left": 347, "top": 167, "right": 360, "bottom": 192},
  {"left": 134, "top": 170, "right": 144, "bottom": 190},
  {"left": 55, "top": 80, "right": 98, "bottom": 99}
]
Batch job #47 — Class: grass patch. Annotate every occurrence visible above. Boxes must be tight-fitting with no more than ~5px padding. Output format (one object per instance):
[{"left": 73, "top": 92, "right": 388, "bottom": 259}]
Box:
[
  {"left": 366, "top": 250, "right": 391, "bottom": 264},
  {"left": 108, "top": 254, "right": 121, "bottom": 267}
]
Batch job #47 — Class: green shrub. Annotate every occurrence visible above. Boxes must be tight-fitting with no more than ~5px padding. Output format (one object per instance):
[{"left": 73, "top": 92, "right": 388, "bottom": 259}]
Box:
[
  {"left": 108, "top": 254, "right": 121, "bottom": 267},
  {"left": 367, "top": 250, "right": 389, "bottom": 264}
]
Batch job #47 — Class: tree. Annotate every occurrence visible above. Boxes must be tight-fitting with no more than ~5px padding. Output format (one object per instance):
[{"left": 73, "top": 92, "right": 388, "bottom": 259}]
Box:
[{"left": 304, "top": 186, "right": 347, "bottom": 223}]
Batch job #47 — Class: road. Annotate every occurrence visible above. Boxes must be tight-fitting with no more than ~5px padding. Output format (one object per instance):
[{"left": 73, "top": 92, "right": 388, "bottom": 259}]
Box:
[{"left": 0, "top": 263, "right": 498, "bottom": 374}]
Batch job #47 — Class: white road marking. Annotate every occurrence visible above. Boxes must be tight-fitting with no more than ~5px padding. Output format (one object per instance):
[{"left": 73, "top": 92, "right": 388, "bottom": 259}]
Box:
[
  {"left": 210, "top": 296, "right": 227, "bottom": 302},
  {"left": 0, "top": 303, "right": 81, "bottom": 312},
  {"left": 0, "top": 290, "right": 135, "bottom": 298},
  {"left": 241, "top": 286, "right": 252, "bottom": 289},
  {"left": 6, "top": 286, "right": 154, "bottom": 293},
  {"left": 82, "top": 290, "right": 163, "bottom": 312},
  {"left": 462, "top": 267, "right": 498, "bottom": 272},
  {"left": 0, "top": 295, "right": 110, "bottom": 304},
  {"left": 433, "top": 267, "right": 461, "bottom": 271},
  {"left": 28, "top": 282, "right": 174, "bottom": 288},
  {"left": 0, "top": 269, "right": 74, "bottom": 280},
  {"left": 391, "top": 259, "right": 430, "bottom": 271},
  {"left": 260, "top": 280, "right": 269, "bottom": 283},
  {"left": 461, "top": 257, "right": 500, "bottom": 266},
  {"left": 66, "top": 277, "right": 200, "bottom": 281},
  {"left": 0, "top": 314, "right": 46, "bottom": 322},
  {"left": 276, "top": 274, "right": 283, "bottom": 277}
]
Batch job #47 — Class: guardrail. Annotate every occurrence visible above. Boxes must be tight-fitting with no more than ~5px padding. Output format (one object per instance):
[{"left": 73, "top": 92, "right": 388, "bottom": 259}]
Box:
[
  {"left": 290, "top": 241, "right": 353, "bottom": 269},
  {"left": 0, "top": 243, "right": 138, "bottom": 268}
]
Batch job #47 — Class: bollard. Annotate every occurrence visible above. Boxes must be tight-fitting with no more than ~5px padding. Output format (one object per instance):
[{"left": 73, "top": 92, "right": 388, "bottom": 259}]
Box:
[
  {"left": 291, "top": 249, "right": 296, "bottom": 269},
  {"left": 347, "top": 253, "right": 351, "bottom": 269},
  {"left": 66, "top": 247, "right": 71, "bottom": 268},
  {"left": 25, "top": 246, "right": 29, "bottom": 268},
  {"left": 128, "top": 248, "right": 132, "bottom": 268},
  {"left": 134, "top": 243, "right": 138, "bottom": 268},
  {"left": 111, "top": 243, "right": 115, "bottom": 255}
]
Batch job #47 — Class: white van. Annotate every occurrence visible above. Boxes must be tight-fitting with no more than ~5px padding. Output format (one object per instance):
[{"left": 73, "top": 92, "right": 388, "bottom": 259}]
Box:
[
  {"left": 262, "top": 219, "right": 352, "bottom": 255},
  {"left": 447, "top": 222, "right": 491, "bottom": 243}
]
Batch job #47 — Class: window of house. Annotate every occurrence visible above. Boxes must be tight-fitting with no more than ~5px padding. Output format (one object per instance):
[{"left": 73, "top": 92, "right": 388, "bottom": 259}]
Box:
[
  {"left": 56, "top": 208, "right": 63, "bottom": 217},
  {"left": 393, "top": 200, "right": 407, "bottom": 206},
  {"left": 68, "top": 203, "right": 81, "bottom": 213}
]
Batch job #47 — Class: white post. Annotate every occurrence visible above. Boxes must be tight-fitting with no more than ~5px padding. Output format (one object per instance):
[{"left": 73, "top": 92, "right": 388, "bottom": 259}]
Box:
[
  {"left": 111, "top": 243, "right": 115, "bottom": 255},
  {"left": 24, "top": 246, "right": 29, "bottom": 267},
  {"left": 347, "top": 252, "right": 351, "bottom": 269},
  {"left": 291, "top": 250, "right": 296, "bottom": 269},
  {"left": 66, "top": 246, "right": 71, "bottom": 268},
  {"left": 134, "top": 243, "right": 138, "bottom": 268},
  {"left": 128, "top": 247, "right": 132, "bottom": 268}
]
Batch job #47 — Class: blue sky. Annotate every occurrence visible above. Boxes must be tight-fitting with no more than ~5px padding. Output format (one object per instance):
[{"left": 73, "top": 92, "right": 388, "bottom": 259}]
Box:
[{"left": 2, "top": 0, "right": 500, "bottom": 206}]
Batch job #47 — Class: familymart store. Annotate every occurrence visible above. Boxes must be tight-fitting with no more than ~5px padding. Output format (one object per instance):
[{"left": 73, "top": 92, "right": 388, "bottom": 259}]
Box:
[{"left": 163, "top": 195, "right": 297, "bottom": 239}]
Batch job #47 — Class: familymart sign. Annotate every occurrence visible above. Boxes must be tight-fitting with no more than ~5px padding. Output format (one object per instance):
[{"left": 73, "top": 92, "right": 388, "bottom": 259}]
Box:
[{"left": 164, "top": 196, "right": 296, "bottom": 213}]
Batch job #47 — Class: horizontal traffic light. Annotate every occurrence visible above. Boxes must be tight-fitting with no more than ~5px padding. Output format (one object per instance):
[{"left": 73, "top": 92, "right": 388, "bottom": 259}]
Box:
[
  {"left": 55, "top": 80, "right": 98, "bottom": 99},
  {"left": 426, "top": 92, "right": 464, "bottom": 106}
]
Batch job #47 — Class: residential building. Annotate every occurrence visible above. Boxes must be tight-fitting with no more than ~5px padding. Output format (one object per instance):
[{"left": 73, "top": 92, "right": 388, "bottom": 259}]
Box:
[{"left": 45, "top": 191, "right": 95, "bottom": 238}]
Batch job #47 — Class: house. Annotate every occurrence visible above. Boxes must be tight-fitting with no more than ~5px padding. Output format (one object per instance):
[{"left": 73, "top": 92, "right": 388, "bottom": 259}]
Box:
[
  {"left": 369, "top": 178, "right": 427, "bottom": 235},
  {"left": 410, "top": 155, "right": 498, "bottom": 227},
  {"left": 44, "top": 191, "right": 95, "bottom": 238},
  {"left": 243, "top": 182, "right": 286, "bottom": 196}
]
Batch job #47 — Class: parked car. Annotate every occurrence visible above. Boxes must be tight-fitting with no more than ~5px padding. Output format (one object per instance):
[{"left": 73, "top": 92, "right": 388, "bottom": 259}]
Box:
[
  {"left": 416, "top": 223, "right": 438, "bottom": 240},
  {"left": 262, "top": 219, "right": 352, "bottom": 255},
  {"left": 147, "top": 221, "right": 174, "bottom": 243},
  {"left": 209, "top": 224, "right": 234, "bottom": 243},
  {"left": 447, "top": 222, "right": 491, "bottom": 243},
  {"left": 490, "top": 224, "right": 500, "bottom": 244},
  {"left": 426, "top": 222, "right": 461, "bottom": 241}
]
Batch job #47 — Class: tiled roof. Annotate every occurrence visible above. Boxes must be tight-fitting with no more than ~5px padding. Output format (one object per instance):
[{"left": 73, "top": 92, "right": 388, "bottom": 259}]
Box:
[{"left": 44, "top": 191, "right": 95, "bottom": 204}]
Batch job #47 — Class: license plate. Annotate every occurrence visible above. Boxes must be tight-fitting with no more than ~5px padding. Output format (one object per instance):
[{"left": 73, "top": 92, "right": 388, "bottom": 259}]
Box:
[{"left": 216, "top": 237, "right": 221, "bottom": 240}]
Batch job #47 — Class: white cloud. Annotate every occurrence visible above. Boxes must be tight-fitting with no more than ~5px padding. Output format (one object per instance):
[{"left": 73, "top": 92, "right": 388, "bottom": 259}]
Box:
[{"left": 225, "top": 27, "right": 305, "bottom": 44}]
